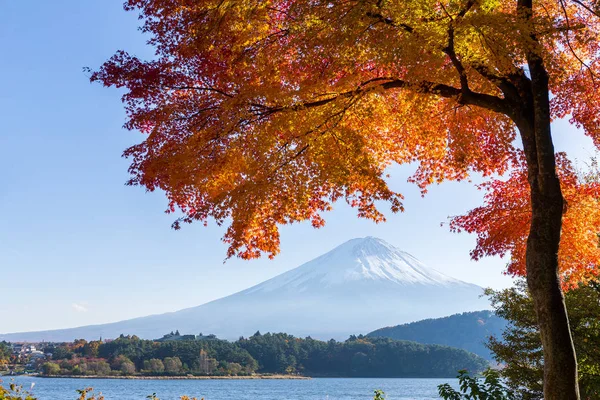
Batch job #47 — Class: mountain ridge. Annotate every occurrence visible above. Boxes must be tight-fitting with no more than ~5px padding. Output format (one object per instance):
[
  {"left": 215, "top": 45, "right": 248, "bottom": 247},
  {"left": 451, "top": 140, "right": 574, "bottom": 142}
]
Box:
[
  {"left": 1, "top": 237, "right": 490, "bottom": 342},
  {"left": 367, "top": 310, "right": 507, "bottom": 360}
]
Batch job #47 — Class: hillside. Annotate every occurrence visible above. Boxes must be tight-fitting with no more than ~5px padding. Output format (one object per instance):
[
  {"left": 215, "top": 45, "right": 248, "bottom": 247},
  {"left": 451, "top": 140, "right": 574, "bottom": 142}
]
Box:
[{"left": 368, "top": 311, "right": 507, "bottom": 360}]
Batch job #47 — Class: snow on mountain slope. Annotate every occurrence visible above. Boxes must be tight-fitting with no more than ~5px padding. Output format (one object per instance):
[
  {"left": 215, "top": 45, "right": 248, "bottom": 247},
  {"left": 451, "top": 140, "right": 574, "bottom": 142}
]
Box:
[
  {"left": 0, "top": 237, "right": 490, "bottom": 342},
  {"left": 244, "top": 237, "right": 465, "bottom": 293}
]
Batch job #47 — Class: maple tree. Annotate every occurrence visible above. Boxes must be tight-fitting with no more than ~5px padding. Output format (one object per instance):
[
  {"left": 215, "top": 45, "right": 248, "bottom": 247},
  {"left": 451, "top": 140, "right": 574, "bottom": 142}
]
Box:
[
  {"left": 451, "top": 153, "right": 600, "bottom": 290},
  {"left": 91, "top": 0, "right": 600, "bottom": 398}
]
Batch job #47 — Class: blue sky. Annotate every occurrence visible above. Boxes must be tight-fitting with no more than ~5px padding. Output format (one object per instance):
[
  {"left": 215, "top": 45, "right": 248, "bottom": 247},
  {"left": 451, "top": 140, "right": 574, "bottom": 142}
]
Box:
[{"left": 0, "top": 1, "right": 596, "bottom": 334}]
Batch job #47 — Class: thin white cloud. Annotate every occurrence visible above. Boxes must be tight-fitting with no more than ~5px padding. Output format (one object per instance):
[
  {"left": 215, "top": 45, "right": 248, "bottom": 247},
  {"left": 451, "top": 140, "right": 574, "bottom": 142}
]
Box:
[{"left": 72, "top": 302, "right": 88, "bottom": 313}]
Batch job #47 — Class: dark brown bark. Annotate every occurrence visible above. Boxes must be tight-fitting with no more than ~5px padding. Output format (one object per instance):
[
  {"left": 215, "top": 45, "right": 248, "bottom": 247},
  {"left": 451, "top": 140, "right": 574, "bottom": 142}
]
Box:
[
  {"left": 522, "top": 134, "right": 580, "bottom": 400},
  {"left": 510, "top": 67, "right": 580, "bottom": 400},
  {"left": 508, "top": 1, "right": 581, "bottom": 398}
]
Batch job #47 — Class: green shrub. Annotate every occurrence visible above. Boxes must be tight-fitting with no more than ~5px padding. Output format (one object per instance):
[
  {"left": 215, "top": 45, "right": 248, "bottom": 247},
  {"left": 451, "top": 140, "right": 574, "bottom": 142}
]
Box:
[{"left": 438, "top": 369, "right": 516, "bottom": 400}]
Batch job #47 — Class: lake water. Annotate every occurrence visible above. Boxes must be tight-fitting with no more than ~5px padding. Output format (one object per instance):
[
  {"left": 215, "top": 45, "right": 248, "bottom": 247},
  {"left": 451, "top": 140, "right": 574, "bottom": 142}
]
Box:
[{"left": 4, "top": 377, "right": 459, "bottom": 400}]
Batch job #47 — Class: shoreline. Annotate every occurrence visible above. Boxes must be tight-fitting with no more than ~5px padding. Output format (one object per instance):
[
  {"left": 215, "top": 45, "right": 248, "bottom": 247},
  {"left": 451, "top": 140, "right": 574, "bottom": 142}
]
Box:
[{"left": 33, "top": 374, "right": 310, "bottom": 380}]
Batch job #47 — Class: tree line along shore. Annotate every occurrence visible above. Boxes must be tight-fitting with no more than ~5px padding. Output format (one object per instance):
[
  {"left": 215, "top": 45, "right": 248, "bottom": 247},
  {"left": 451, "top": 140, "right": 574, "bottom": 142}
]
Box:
[{"left": 1, "top": 332, "right": 487, "bottom": 379}]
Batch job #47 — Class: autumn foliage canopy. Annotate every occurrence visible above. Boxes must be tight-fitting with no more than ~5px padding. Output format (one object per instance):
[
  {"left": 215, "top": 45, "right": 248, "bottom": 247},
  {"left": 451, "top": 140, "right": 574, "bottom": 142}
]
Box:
[
  {"left": 92, "top": 0, "right": 600, "bottom": 287},
  {"left": 450, "top": 154, "right": 600, "bottom": 289}
]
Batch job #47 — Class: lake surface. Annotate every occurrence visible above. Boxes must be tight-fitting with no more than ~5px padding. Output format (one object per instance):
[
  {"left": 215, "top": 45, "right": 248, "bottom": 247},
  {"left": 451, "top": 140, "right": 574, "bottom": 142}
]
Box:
[{"left": 5, "top": 377, "right": 459, "bottom": 400}]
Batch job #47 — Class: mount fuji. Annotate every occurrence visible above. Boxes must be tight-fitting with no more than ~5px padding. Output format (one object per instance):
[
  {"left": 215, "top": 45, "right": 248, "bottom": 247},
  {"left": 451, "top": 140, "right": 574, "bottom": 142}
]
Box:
[{"left": 1, "top": 237, "right": 490, "bottom": 342}]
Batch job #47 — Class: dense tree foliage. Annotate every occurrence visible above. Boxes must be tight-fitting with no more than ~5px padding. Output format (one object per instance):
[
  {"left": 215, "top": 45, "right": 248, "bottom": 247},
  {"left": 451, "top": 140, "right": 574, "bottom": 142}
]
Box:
[
  {"left": 486, "top": 281, "right": 600, "bottom": 399},
  {"left": 240, "top": 333, "right": 488, "bottom": 377},
  {"left": 450, "top": 154, "right": 600, "bottom": 289},
  {"left": 41, "top": 332, "right": 487, "bottom": 377},
  {"left": 368, "top": 311, "right": 506, "bottom": 360}
]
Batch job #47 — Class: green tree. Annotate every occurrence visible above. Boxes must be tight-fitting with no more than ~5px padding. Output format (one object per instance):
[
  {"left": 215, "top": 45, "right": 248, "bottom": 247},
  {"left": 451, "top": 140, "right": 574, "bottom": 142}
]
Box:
[
  {"left": 41, "top": 362, "right": 60, "bottom": 376},
  {"left": 143, "top": 359, "right": 165, "bottom": 374},
  {"left": 75, "top": 361, "right": 89, "bottom": 375},
  {"left": 87, "top": 361, "right": 111, "bottom": 376},
  {"left": 72, "top": 364, "right": 84, "bottom": 375},
  {"left": 0, "top": 343, "right": 10, "bottom": 371},
  {"left": 226, "top": 362, "right": 242, "bottom": 375},
  {"left": 120, "top": 361, "right": 136, "bottom": 375},
  {"left": 163, "top": 357, "right": 183, "bottom": 374},
  {"left": 0, "top": 343, "right": 10, "bottom": 363},
  {"left": 438, "top": 369, "right": 516, "bottom": 400},
  {"left": 111, "top": 355, "right": 133, "bottom": 371},
  {"left": 83, "top": 341, "right": 101, "bottom": 358},
  {"left": 486, "top": 281, "right": 600, "bottom": 399},
  {"left": 51, "top": 346, "right": 73, "bottom": 360}
]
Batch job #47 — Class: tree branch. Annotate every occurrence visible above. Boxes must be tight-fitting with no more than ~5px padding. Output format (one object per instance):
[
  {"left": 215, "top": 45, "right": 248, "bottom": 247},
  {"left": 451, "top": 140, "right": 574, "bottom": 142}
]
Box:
[
  {"left": 457, "top": 0, "right": 477, "bottom": 18},
  {"left": 569, "top": 0, "right": 600, "bottom": 18},
  {"left": 259, "top": 78, "right": 509, "bottom": 116},
  {"left": 365, "top": 11, "right": 414, "bottom": 33},
  {"left": 442, "top": 22, "right": 469, "bottom": 92},
  {"left": 471, "top": 63, "right": 523, "bottom": 100},
  {"left": 558, "top": 0, "right": 598, "bottom": 83},
  {"left": 164, "top": 85, "right": 234, "bottom": 98},
  {"left": 440, "top": 0, "right": 477, "bottom": 93}
]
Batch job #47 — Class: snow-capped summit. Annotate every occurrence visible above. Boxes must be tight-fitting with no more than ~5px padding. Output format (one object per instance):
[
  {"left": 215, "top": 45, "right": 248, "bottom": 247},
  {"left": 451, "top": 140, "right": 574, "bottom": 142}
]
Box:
[
  {"left": 245, "top": 237, "right": 465, "bottom": 293},
  {"left": 0, "top": 237, "right": 490, "bottom": 342}
]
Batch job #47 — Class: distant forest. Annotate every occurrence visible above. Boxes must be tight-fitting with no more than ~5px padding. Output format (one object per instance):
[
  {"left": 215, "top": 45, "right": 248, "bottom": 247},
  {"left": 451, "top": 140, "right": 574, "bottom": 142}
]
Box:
[
  {"left": 368, "top": 311, "right": 507, "bottom": 360},
  {"left": 39, "top": 332, "right": 488, "bottom": 378}
]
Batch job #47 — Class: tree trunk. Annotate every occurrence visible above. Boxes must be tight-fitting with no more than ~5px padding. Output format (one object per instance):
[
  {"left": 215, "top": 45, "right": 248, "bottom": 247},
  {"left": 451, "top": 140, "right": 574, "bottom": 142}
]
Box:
[
  {"left": 526, "top": 178, "right": 579, "bottom": 400},
  {"left": 510, "top": 0, "right": 581, "bottom": 387},
  {"left": 514, "top": 69, "right": 580, "bottom": 398}
]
